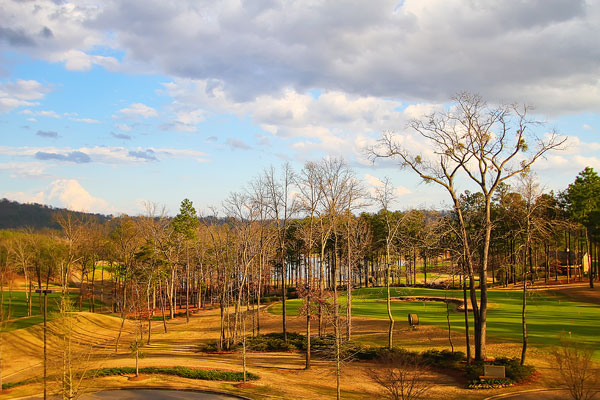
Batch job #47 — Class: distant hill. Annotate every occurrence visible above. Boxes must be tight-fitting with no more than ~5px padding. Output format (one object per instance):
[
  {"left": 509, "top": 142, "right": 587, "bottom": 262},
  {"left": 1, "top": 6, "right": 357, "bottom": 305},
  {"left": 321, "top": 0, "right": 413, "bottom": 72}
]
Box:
[{"left": 0, "top": 198, "right": 111, "bottom": 230}]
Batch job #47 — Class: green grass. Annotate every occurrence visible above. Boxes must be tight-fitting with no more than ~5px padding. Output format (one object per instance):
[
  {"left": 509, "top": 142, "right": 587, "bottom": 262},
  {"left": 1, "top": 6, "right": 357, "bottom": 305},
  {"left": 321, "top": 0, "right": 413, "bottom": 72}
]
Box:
[
  {"left": 1, "top": 290, "right": 101, "bottom": 331},
  {"left": 269, "top": 286, "right": 600, "bottom": 353}
]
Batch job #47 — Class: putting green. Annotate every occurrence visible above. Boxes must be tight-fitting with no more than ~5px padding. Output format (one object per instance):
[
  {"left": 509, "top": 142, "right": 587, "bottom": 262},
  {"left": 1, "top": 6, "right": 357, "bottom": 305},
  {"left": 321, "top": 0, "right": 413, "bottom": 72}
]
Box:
[{"left": 269, "top": 287, "right": 600, "bottom": 352}]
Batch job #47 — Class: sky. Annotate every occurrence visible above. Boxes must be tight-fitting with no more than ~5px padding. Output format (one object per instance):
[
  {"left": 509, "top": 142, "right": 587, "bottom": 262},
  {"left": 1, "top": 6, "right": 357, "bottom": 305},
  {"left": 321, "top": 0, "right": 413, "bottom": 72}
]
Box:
[{"left": 1, "top": 0, "right": 599, "bottom": 216}]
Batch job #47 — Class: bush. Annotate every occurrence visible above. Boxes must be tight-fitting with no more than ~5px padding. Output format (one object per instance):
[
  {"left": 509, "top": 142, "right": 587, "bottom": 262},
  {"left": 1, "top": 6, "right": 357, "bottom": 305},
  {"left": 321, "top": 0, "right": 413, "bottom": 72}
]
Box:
[
  {"left": 247, "top": 332, "right": 303, "bottom": 351},
  {"left": 494, "top": 357, "right": 535, "bottom": 382},
  {"left": 198, "top": 333, "right": 333, "bottom": 353},
  {"left": 421, "top": 349, "right": 465, "bottom": 369},
  {"left": 93, "top": 366, "right": 258, "bottom": 381},
  {"left": 2, "top": 378, "right": 38, "bottom": 390},
  {"left": 464, "top": 357, "right": 535, "bottom": 387},
  {"left": 197, "top": 341, "right": 220, "bottom": 352}
]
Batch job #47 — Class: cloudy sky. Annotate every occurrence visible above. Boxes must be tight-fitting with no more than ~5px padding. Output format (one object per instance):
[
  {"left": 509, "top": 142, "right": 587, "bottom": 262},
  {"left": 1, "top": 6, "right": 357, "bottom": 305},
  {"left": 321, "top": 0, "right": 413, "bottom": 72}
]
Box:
[{"left": 1, "top": 0, "right": 599, "bottom": 215}]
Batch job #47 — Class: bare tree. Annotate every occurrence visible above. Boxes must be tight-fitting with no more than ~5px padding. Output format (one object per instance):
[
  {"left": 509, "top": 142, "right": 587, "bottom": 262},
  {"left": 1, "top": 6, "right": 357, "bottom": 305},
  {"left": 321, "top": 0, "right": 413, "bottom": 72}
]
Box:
[
  {"left": 372, "top": 178, "right": 403, "bottom": 349},
  {"left": 366, "top": 353, "right": 433, "bottom": 400},
  {"left": 296, "top": 161, "right": 323, "bottom": 369},
  {"left": 263, "top": 163, "right": 298, "bottom": 342},
  {"left": 316, "top": 157, "right": 355, "bottom": 400},
  {"left": 224, "top": 190, "right": 261, "bottom": 344},
  {"left": 552, "top": 336, "right": 600, "bottom": 400},
  {"left": 369, "top": 92, "right": 565, "bottom": 360}
]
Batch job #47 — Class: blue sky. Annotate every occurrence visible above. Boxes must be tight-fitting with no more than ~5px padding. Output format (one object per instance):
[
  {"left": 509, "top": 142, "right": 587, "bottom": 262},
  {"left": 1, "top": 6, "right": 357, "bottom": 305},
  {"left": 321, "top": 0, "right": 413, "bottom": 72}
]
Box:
[{"left": 1, "top": 0, "right": 599, "bottom": 215}]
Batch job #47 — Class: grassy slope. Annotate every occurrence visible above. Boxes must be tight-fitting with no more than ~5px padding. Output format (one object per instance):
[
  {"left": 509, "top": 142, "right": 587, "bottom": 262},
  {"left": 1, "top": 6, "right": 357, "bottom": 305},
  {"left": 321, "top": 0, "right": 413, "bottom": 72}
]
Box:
[
  {"left": 269, "top": 286, "right": 600, "bottom": 350},
  {"left": 1, "top": 290, "right": 102, "bottom": 331}
]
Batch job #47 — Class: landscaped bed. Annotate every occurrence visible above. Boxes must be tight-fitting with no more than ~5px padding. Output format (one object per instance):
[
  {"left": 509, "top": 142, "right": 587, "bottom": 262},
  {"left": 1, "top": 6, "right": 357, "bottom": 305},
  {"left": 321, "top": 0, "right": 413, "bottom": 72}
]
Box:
[{"left": 1, "top": 366, "right": 258, "bottom": 390}]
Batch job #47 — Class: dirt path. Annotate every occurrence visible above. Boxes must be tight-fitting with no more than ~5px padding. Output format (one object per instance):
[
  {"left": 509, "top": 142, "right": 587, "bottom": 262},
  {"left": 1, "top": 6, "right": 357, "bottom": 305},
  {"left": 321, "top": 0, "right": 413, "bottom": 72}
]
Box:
[{"left": 548, "top": 282, "right": 600, "bottom": 305}]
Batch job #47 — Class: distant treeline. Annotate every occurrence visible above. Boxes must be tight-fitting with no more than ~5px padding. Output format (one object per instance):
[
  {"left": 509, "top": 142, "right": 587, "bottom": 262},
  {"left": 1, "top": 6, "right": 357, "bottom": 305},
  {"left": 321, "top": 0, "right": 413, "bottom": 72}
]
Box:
[{"left": 0, "top": 198, "right": 111, "bottom": 230}]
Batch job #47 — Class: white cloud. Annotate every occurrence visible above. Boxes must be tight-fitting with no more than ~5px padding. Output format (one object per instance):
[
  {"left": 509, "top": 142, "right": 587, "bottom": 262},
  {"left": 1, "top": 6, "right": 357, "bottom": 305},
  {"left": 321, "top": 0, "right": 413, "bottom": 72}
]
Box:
[
  {"left": 583, "top": 124, "right": 593, "bottom": 130},
  {"left": 51, "top": 50, "right": 119, "bottom": 72},
  {"left": 4, "top": 179, "right": 113, "bottom": 213},
  {"left": 20, "top": 109, "right": 61, "bottom": 118},
  {"left": 70, "top": 117, "right": 101, "bottom": 124},
  {"left": 0, "top": 145, "right": 210, "bottom": 164},
  {"left": 117, "top": 103, "right": 158, "bottom": 119},
  {"left": 115, "top": 123, "right": 132, "bottom": 131},
  {"left": 226, "top": 138, "right": 251, "bottom": 150},
  {"left": 161, "top": 79, "right": 414, "bottom": 161},
  {"left": 2, "top": 0, "right": 599, "bottom": 114},
  {"left": 395, "top": 185, "right": 412, "bottom": 196},
  {"left": 36, "top": 110, "right": 61, "bottom": 118},
  {"left": 0, "top": 80, "right": 49, "bottom": 113},
  {"left": 0, "top": 98, "right": 39, "bottom": 113},
  {"left": 363, "top": 173, "right": 412, "bottom": 199},
  {"left": 0, "top": 1, "right": 112, "bottom": 72},
  {"left": 3, "top": 0, "right": 597, "bottom": 115},
  {"left": 165, "top": 108, "right": 206, "bottom": 131},
  {"left": 48, "top": 179, "right": 111, "bottom": 212},
  {"left": 364, "top": 174, "right": 384, "bottom": 187},
  {"left": 0, "top": 162, "right": 49, "bottom": 179},
  {"left": 81, "top": 1, "right": 600, "bottom": 112}
]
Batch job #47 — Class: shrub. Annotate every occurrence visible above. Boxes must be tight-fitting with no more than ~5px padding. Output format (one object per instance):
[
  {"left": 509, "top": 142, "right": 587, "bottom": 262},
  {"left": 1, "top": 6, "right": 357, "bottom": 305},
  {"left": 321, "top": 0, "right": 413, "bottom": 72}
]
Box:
[
  {"left": 2, "top": 378, "right": 38, "bottom": 390},
  {"left": 93, "top": 366, "right": 258, "bottom": 381},
  {"left": 493, "top": 357, "right": 535, "bottom": 382},
  {"left": 197, "top": 341, "right": 220, "bottom": 352},
  {"left": 247, "top": 332, "right": 303, "bottom": 351},
  {"left": 464, "top": 357, "right": 535, "bottom": 387},
  {"left": 421, "top": 349, "right": 465, "bottom": 369}
]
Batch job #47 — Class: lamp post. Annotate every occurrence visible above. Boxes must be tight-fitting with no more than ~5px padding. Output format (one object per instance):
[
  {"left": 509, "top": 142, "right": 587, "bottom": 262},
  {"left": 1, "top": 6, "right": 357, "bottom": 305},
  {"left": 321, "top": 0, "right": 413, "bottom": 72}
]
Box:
[{"left": 35, "top": 288, "right": 53, "bottom": 400}]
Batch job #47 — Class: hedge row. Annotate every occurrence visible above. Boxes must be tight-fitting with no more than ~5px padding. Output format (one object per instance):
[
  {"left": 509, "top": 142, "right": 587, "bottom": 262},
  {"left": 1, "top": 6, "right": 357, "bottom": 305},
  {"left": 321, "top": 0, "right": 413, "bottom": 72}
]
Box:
[{"left": 1, "top": 366, "right": 257, "bottom": 390}]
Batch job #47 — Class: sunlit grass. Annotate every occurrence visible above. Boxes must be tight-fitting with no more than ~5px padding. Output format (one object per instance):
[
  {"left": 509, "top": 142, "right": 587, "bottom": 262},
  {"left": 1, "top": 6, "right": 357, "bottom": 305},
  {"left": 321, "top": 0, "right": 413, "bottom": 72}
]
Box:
[
  {"left": 269, "top": 286, "right": 600, "bottom": 352},
  {"left": 1, "top": 290, "right": 101, "bottom": 331}
]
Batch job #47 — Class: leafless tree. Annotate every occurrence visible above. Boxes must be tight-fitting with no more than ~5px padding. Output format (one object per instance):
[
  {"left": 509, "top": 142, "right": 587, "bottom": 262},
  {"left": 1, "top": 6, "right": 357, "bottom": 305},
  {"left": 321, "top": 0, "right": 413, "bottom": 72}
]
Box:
[
  {"left": 552, "top": 336, "right": 600, "bottom": 400},
  {"left": 366, "top": 353, "right": 433, "bottom": 400},
  {"left": 369, "top": 92, "right": 566, "bottom": 360},
  {"left": 316, "top": 157, "right": 355, "bottom": 400},
  {"left": 372, "top": 178, "right": 403, "bottom": 349},
  {"left": 296, "top": 161, "right": 323, "bottom": 369},
  {"left": 263, "top": 163, "right": 298, "bottom": 342}
]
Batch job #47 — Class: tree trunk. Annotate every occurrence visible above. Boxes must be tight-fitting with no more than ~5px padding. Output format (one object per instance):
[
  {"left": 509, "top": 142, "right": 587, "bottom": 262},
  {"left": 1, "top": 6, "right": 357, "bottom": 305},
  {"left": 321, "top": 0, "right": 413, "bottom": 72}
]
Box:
[
  {"left": 586, "top": 230, "right": 594, "bottom": 288},
  {"left": 462, "top": 261, "right": 471, "bottom": 364},
  {"left": 159, "top": 280, "right": 167, "bottom": 333},
  {"left": 115, "top": 284, "right": 127, "bottom": 353},
  {"left": 186, "top": 241, "right": 190, "bottom": 323},
  {"left": 521, "top": 266, "right": 528, "bottom": 365},
  {"left": 306, "top": 252, "right": 312, "bottom": 369},
  {"left": 445, "top": 291, "right": 454, "bottom": 353}
]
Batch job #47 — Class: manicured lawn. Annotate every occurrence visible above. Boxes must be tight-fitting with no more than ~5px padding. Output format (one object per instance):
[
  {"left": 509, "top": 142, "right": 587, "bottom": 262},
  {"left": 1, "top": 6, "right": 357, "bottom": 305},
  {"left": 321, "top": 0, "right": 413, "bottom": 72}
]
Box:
[
  {"left": 269, "top": 286, "right": 600, "bottom": 352},
  {"left": 1, "top": 290, "right": 99, "bottom": 331}
]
